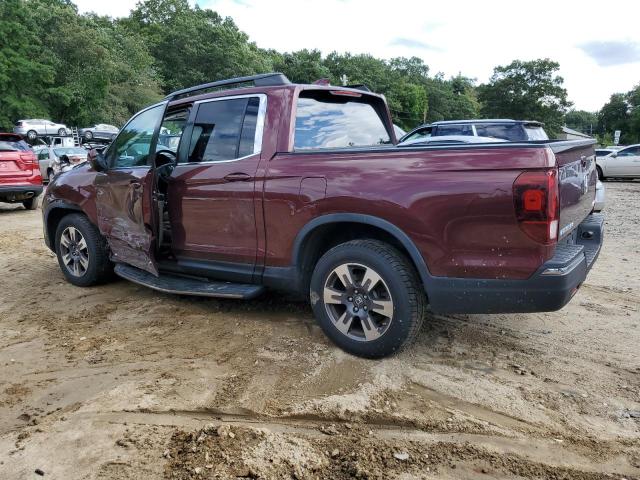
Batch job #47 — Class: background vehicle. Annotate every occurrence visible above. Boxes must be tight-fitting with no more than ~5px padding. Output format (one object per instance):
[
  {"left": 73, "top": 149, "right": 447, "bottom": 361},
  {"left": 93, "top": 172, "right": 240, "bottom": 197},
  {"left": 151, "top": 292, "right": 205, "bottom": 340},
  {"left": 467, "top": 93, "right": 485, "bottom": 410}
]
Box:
[
  {"left": 595, "top": 147, "right": 617, "bottom": 158},
  {"left": 79, "top": 124, "right": 119, "bottom": 142},
  {"left": 399, "top": 135, "right": 507, "bottom": 147},
  {"left": 0, "top": 133, "right": 42, "bottom": 209},
  {"left": 48, "top": 146, "right": 88, "bottom": 177},
  {"left": 13, "top": 119, "right": 68, "bottom": 140},
  {"left": 596, "top": 144, "right": 640, "bottom": 179},
  {"left": 400, "top": 119, "right": 549, "bottom": 144},
  {"left": 43, "top": 73, "right": 602, "bottom": 358}
]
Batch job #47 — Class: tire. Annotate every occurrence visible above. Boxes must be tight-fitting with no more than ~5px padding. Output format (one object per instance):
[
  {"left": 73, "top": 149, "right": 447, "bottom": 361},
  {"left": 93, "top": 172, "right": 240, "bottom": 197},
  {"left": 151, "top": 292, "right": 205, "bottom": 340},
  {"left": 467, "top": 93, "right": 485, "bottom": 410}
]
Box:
[
  {"left": 54, "top": 213, "right": 113, "bottom": 287},
  {"left": 597, "top": 166, "right": 605, "bottom": 181},
  {"left": 47, "top": 168, "right": 54, "bottom": 182},
  {"left": 310, "top": 239, "right": 426, "bottom": 358},
  {"left": 58, "top": 128, "right": 66, "bottom": 136},
  {"left": 84, "top": 131, "right": 93, "bottom": 141},
  {"left": 22, "top": 197, "right": 38, "bottom": 210},
  {"left": 27, "top": 130, "right": 37, "bottom": 141}
]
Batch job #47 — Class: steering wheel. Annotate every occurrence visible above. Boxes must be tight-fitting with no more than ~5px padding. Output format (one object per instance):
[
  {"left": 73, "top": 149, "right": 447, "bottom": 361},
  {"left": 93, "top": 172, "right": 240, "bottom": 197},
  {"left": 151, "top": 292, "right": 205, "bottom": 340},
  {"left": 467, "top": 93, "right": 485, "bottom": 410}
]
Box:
[{"left": 155, "top": 149, "right": 177, "bottom": 180}]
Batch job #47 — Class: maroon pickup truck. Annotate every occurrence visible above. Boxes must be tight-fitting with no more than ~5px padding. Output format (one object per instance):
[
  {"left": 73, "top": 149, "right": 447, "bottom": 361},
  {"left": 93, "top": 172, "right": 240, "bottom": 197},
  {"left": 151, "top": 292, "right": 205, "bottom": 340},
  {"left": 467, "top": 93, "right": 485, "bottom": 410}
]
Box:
[{"left": 42, "top": 73, "right": 603, "bottom": 358}]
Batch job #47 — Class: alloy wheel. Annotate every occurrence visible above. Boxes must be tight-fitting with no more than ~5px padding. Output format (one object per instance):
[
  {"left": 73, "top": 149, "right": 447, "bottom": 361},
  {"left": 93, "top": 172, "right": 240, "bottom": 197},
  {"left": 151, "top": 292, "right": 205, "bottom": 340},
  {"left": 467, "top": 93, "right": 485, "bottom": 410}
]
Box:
[
  {"left": 323, "top": 262, "right": 394, "bottom": 342},
  {"left": 59, "top": 226, "right": 89, "bottom": 277}
]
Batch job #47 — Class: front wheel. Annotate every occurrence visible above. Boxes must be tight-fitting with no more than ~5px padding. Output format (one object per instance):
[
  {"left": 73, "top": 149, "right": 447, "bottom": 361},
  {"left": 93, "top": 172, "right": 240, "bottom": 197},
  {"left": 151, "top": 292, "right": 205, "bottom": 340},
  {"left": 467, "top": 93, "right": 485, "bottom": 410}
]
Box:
[
  {"left": 54, "top": 213, "right": 113, "bottom": 287},
  {"left": 310, "top": 239, "right": 426, "bottom": 358},
  {"left": 84, "top": 131, "right": 93, "bottom": 141},
  {"left": 58, "top": 128, "right": 66, "bottom": 136}
]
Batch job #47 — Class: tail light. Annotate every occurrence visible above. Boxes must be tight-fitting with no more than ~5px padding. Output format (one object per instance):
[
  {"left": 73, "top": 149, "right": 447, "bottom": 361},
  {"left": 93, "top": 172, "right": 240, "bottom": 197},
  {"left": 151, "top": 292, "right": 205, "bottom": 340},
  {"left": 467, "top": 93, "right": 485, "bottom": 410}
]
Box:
[
  {"left": 513, "top": 169, "right": 559, "bottom": 245},
  {"left": 19, "top": 152, "right": 39, "bottom": 168}
]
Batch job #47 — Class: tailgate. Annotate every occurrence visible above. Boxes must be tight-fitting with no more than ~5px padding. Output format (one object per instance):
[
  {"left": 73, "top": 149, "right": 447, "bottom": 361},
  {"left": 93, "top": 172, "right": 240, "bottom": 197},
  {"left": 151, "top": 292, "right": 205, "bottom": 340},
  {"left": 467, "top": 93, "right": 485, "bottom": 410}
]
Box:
[
  {"left": 0, "top": 151, "right": 34, "bottom": 178},
  {"left": 550, "top": 140, "right": 597, "bottom": 239}
]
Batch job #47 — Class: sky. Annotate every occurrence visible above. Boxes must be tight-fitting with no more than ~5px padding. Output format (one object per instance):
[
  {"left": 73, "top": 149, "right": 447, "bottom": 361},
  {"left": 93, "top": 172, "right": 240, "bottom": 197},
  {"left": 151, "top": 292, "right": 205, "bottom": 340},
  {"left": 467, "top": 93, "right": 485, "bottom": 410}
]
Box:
[{"left": 73, "top": 0, "right": 640, "bottom": 112}]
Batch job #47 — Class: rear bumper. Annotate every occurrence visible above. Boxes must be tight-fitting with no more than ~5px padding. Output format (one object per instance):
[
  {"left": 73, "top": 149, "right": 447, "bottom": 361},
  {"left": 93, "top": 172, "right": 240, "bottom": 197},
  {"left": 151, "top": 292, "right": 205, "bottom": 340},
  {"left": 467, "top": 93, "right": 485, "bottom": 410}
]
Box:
[
  {"left": 427, "top": 213, "right": 604, "bottom": 314},
  {"left": 0, "top": 185, "right": 44, "bottom": 202}
]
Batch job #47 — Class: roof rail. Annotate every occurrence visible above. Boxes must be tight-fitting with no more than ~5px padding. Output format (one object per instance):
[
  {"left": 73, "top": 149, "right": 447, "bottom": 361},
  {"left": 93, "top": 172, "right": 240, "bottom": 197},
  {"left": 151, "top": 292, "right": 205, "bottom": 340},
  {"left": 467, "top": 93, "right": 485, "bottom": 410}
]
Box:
[{"left": 165, "top": 73, "right": 291, "bottom": 101}]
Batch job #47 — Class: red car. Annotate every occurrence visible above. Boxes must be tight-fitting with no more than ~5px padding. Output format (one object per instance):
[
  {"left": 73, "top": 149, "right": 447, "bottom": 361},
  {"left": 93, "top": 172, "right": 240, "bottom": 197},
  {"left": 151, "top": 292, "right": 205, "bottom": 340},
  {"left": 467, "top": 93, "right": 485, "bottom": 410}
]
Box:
[
  {"left": 0, "top": 133, "right": 42, "bottom": 210},
  {"left": 42, "top": 73, "right": 602, "bottom": 358}
]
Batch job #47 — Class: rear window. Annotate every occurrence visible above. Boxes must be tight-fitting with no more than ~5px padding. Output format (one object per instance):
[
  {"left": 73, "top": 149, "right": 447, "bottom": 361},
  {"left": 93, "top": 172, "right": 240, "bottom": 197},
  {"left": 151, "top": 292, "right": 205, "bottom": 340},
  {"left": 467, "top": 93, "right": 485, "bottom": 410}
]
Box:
[
  {"left": 524, "top": 125, "right": 548, "bottom": 140},
  {"left": 474, "top": 124, "right": 527, "bottom": 141},
  {"left": 0, "top": 136, "right": 30, "bottom": 152},
  {"left": 294, "top": 91, "right": 390, "bottom": 150}
]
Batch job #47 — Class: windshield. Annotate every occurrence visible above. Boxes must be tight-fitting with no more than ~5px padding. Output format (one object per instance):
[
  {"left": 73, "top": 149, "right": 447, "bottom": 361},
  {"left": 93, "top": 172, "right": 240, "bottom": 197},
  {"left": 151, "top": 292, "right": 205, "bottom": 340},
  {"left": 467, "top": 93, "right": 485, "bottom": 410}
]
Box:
[
  {"left": 294, "top": 91, "right": 390, "bottom": 149},
  {"left": 54, "top": 147, "right": 86, "bottom": 156},
  {"left": 0, "top": 138, "right": 30, "bottom": 151}
]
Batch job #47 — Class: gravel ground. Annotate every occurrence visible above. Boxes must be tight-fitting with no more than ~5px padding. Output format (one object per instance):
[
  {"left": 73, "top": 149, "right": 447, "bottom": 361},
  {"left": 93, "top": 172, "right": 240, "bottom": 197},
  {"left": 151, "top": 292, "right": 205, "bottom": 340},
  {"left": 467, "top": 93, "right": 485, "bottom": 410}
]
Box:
[{"left": 0, "top": 181, "right": 638, "bottom": 479}]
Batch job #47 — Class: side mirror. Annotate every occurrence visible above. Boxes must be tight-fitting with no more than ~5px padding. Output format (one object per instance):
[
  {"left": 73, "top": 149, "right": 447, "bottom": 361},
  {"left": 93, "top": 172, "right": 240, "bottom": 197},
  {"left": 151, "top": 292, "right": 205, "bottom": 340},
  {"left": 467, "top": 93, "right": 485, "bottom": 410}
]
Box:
[
  {"left": 88, "top": 148, "right": 108, "bottom": 172},
  {"left": 611, "top": 152, "right": 617, "bottom": 158}
]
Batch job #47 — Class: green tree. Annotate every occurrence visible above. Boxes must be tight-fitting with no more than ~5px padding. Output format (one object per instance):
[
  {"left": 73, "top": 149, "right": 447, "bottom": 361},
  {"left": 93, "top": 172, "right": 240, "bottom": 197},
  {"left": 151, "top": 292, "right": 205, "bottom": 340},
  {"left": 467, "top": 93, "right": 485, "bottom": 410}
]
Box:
[
  {"left": 478, "top": 59, "right": 572, "bottom": 137},
  {"left": 0, "top": 0, "right": 54, "bottom": 130},
  {"left": 597, "top": 93, "right": 629, "bottom": 142},
  {"left": 269, "top": 49, "right": 331, "bottom": 84},
  {"left": 565, "top": 110, "right": 597, "bottom": 135}
]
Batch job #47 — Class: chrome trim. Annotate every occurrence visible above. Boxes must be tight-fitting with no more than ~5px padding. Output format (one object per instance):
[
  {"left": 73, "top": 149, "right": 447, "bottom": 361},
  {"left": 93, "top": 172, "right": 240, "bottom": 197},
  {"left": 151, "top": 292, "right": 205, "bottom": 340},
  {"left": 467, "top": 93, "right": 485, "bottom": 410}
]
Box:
[{"left": 541, "top": 255, "right": 583, "bottom": 276}]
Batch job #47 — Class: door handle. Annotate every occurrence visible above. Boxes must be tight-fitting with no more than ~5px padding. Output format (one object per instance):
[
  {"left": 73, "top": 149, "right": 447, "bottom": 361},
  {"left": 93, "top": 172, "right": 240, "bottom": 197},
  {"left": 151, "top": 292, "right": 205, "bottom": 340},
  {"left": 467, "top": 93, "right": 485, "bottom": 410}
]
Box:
[{"left": 223, "top": 173, "right": 252, "bottom": 182}]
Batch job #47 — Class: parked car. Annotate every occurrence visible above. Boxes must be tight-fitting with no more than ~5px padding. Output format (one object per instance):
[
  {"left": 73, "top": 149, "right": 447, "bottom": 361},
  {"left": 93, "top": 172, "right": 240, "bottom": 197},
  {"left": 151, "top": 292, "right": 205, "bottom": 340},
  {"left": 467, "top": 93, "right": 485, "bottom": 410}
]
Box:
[
  {"left": 49, "top": 147, "right": 88, "bottom": 177},
  {"left": 595, "top": 147, "right": 617, "bottom": 158},
  {"left": 42, "top": 73, "right": 602, "bottom": 358},
  {"left": 0, "top": 133, "right": 42, "bottom": 209},
  {"left": 79, "top": 124, "right": 119, "bottom": 142},
  {"left": 596, "top": 144, "right": 640, "bottom": 180},
  {"left": 13, "top": 119, "right": 68, "bottom": 140},
  {"left": 399, "top": 135, "right": 507, "bottom": 147},
  {"left": 399, "top": 119, "right": 549, "bottom": 144}
]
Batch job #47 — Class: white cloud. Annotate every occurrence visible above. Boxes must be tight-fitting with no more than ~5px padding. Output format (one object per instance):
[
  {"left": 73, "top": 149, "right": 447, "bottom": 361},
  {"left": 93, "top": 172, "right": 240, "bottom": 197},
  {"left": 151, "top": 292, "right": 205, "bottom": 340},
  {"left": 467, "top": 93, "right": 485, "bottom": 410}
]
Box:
[{"left": 74, "top": 0, "right": 640, "bottom": 111}]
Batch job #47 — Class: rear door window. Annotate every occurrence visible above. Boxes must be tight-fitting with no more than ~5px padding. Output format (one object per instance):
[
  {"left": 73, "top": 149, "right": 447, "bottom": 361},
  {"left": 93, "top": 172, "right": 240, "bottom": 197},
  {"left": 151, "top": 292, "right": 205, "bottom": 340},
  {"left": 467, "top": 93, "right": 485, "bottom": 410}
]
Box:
[
  {"left": 474, "top": 124, "right": 527, "bottom": 141},
  {"left": 434, "top": 124, "right": 473, "bottom": 136},
  {"left": 186, "top": 96, "right": 261, "bottom": 163},
  {"left": 294, "top": 91, "right": 390, "bottom": 149}
]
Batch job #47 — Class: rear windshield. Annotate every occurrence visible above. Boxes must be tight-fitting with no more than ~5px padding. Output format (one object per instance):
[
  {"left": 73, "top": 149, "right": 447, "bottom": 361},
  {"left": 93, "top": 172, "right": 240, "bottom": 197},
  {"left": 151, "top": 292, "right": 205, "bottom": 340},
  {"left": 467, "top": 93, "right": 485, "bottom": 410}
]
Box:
[
  {"left": 294, "top": 91, "right": 390, "bottom": 149},
  {"left": 524, "top": 126, "right": 548, "bottom": 140},
  {"left": 0, "top": 137, "right": 30, "bottom": 151}
]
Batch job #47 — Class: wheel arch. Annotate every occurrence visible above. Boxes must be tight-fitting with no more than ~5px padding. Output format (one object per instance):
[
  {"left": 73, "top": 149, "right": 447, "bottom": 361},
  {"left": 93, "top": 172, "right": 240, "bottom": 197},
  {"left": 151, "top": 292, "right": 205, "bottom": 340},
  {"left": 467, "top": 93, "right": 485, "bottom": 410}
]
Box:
[
  {"left": 291, "top": 214, "right": 432, "bottom": 294},
  {"left": 44, "top": 202, "right": 85, "bottom": 251}
]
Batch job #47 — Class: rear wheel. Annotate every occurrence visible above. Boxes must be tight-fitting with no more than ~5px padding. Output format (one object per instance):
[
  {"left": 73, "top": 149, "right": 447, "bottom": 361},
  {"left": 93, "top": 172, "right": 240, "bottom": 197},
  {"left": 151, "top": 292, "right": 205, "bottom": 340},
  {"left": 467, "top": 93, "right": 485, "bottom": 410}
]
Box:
[
  {"left": 310, "top": 239, "right": 426, "bottom": 358},
  {"left": 27, "top": 130, "right": 37, "bottom": 141},
  {"left": 597, "top": 166, "right": 605, "bottom": 181},
  {"left": 22, "top": 197, "right": 38, "bottom": 210},
  {"left": 54, "top": 214, "right": 113, "bottom": 287}
]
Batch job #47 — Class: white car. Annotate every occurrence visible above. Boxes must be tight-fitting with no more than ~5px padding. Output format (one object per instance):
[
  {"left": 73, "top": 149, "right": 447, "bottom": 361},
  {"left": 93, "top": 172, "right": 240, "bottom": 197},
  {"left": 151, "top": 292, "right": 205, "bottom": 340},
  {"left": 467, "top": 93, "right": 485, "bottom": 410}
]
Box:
[
  {"left": 399, "top": 135, "right": 507, "bottom": 147},
  {"left": 38, "top": 146, "right": 88, "bottom": 180},
  {"left": 596, "top": 144, "right": 640, "bottom": 180},
  {"left": 13, "top": 119, "right": 69, "bottom": 141}
]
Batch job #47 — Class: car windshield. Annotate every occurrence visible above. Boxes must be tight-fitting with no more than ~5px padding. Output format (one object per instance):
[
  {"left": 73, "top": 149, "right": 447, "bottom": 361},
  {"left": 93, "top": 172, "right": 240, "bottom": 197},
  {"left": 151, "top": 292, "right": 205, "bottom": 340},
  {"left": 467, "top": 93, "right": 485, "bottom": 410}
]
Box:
[
  {"left": 54, "top": 147, "right": 86, "bottom": 156},
  {"left": 0, "top": 137, "right": 30, "bottom": 151}
]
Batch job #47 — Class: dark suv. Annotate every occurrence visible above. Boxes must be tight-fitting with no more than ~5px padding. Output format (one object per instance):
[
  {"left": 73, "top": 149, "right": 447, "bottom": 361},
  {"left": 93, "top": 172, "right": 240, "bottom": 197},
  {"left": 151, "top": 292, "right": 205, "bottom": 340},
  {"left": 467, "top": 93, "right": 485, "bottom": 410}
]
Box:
[
  {"left": 399, "top": 119, "right": 549, "bottom": 144},
  {"left": 42, "top": 74, "right": 601, "bottom": 358}
]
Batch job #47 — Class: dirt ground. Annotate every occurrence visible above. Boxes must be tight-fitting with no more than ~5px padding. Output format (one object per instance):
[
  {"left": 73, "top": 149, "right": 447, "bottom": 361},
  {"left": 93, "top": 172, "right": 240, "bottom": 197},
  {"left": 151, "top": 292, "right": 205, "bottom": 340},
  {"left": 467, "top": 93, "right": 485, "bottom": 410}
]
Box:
[{"left": 0, "top": 181, "right": 639, "bottom": 480}]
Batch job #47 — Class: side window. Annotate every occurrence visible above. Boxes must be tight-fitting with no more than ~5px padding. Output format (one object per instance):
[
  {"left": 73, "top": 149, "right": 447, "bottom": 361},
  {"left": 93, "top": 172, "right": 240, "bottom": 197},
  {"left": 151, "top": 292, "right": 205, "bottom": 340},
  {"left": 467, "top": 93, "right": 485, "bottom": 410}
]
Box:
[
  {"left": 157, "top": 109, "right": 190, "bottom": 154},
  {"left": 435, "top": 124, "right": 473, "bottom": 136},
  {"left": 38, "top": 151, "right": 49, "bottom": 160},
  {"left": 105, "top": 104, "right": 165, "bottom": 168},
  {"left": 186, "top": 97, "right": 260, "bottom": 164},
  {"left": 617, "top": 147, "right": 640, "bottom": 157},
  {"left": 405, "top": 127, "right": 432, "bottom": 142}
]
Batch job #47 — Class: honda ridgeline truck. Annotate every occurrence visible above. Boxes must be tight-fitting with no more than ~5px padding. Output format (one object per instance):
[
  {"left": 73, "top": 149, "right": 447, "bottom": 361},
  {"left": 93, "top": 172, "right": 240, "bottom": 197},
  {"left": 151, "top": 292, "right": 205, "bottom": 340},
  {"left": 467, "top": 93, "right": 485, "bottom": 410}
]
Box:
[{"left": 42, "top": 73, "right": 603, "bottom": 358}]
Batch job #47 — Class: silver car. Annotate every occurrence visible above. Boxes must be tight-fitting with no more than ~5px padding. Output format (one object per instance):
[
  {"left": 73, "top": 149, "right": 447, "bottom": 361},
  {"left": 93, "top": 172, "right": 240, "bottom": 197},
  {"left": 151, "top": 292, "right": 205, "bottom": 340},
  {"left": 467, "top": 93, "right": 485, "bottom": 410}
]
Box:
[
  {"left": 13, "top": 119, "right": 68, "bottom": 140},
  {"left": 38, "top": 146, "right": 88, "bottom": 181},
  {"left": 79, "top": 124, "right": 119, "bottom": 142}
]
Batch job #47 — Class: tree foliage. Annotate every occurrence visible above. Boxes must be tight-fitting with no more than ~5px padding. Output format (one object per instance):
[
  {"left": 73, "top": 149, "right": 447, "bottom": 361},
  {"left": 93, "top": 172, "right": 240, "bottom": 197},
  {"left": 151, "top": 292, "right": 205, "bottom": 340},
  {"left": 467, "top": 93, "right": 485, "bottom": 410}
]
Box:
[
  {"left": 2, "top": 0, "right": 632, "bottom": 142},
  {"left": 478, "top": 59, "right": 572, "bottom": 137}
]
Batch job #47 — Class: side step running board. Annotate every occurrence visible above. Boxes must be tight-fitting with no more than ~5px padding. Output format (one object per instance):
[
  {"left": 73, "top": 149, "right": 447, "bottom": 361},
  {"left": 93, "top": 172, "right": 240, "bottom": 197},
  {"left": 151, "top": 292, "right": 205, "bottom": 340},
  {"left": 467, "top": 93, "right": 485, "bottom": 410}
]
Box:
[{"left": 114, "top": 264, "right": 265, "bottom": 299}]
